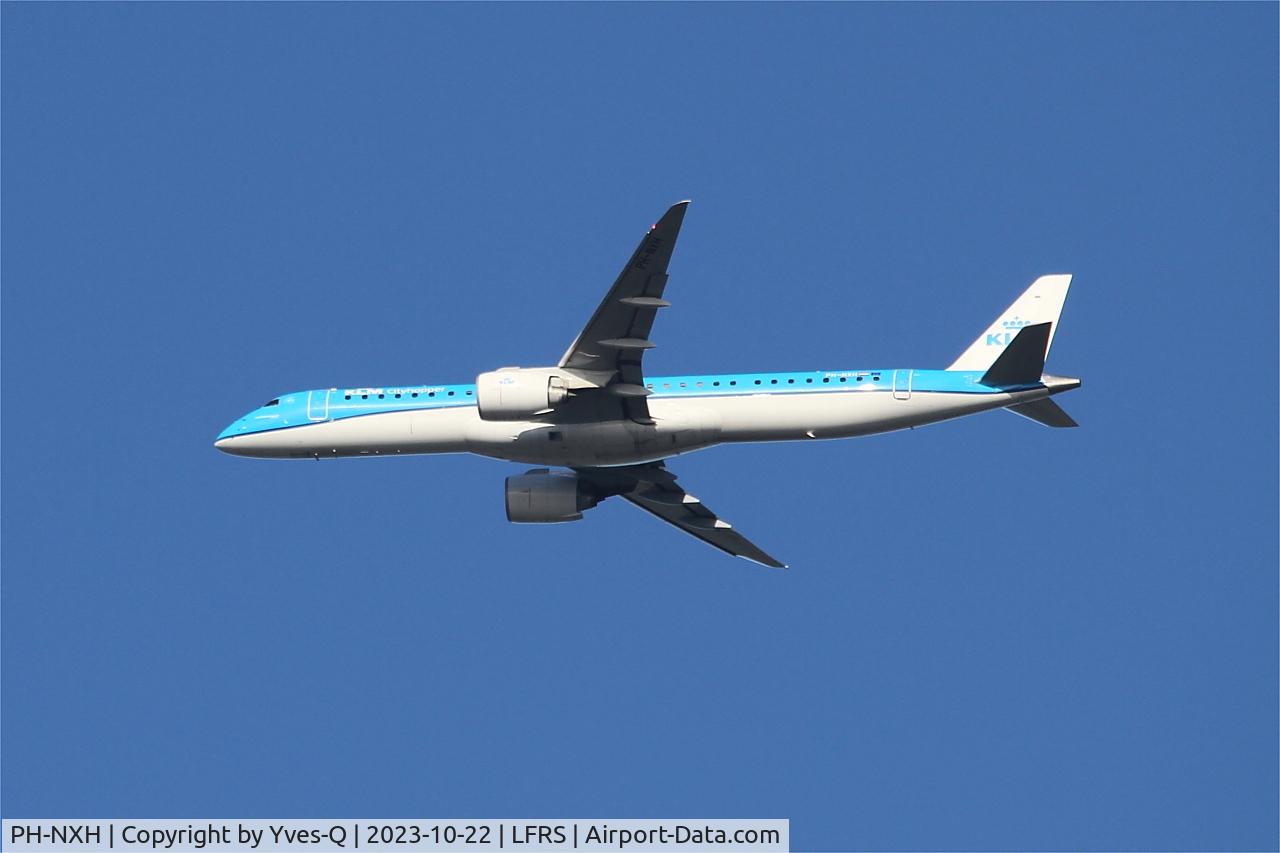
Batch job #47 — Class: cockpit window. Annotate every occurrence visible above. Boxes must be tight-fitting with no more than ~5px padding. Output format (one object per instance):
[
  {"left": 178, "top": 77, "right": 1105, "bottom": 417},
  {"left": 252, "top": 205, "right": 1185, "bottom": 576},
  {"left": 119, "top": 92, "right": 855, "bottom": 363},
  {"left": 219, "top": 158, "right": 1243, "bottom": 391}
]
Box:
[{"left": 263, "top": 399, "right": 280, "bottom": 407}]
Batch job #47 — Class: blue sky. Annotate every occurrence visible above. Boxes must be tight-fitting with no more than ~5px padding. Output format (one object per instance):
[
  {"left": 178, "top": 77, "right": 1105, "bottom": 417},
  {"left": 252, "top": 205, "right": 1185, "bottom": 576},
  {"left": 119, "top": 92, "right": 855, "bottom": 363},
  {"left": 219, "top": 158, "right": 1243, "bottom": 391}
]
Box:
[{"left": 3, "top": 4, "right": 1276, "bottom": 850}]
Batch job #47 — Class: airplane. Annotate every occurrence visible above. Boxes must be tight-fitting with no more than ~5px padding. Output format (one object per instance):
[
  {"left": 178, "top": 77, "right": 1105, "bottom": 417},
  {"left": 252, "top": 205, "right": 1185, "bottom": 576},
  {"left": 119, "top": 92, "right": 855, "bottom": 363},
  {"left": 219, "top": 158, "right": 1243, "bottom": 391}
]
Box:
[{"left": 215, "top": 201, "right": 1080, "bottom": 568}]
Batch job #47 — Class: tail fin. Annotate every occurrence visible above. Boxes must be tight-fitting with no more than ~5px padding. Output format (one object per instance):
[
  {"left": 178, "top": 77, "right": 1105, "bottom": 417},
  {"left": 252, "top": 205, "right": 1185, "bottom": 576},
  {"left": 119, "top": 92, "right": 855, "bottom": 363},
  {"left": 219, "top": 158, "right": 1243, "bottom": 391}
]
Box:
[
  {"left": 948, "top": 274, "right": 1072, "bottom": 372},
  {"left": 980, "top": 322, "right": 1051, "bottom": 386}
]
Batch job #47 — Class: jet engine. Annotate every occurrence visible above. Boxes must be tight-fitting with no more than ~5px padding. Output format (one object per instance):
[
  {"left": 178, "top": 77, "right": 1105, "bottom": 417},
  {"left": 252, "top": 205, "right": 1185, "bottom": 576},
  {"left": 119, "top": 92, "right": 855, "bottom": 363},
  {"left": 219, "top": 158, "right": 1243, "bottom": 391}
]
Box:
[
  {"left": 505, "top": 469, "right": 600, "bottom": 523},
  {"left": 475, "top": 367, "right": 569, "bottom": 421}
]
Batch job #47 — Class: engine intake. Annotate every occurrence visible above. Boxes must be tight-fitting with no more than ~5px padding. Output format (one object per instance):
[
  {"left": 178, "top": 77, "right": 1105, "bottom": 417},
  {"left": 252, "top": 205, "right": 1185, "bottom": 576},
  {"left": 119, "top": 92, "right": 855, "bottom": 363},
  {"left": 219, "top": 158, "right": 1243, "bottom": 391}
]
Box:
[
  {"left": 476, "top": 368, "right": 569, "bottom": 421},
  {"left": 505, "top": 470, "right": 600, "bottom": 523}
]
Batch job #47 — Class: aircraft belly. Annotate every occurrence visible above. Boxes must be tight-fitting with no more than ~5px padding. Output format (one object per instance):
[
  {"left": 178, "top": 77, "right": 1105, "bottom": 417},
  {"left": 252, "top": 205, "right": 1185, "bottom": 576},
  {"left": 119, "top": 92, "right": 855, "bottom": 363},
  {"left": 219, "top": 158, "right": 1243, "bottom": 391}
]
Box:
[
  {"left": 224, "top": 390, "right": 1048, "bottom": 461},
  {"left": 671, "top": 390, "right": 1024, "bottom": 442},
  {"left": 406, "top": 407, "right": 474, "bottom": 452},
  {"left": 466, "top": 406, "right": 722, "bottom": 467},
  {"left": 222, "top": 409, "right": 475, "bottom": 459}
]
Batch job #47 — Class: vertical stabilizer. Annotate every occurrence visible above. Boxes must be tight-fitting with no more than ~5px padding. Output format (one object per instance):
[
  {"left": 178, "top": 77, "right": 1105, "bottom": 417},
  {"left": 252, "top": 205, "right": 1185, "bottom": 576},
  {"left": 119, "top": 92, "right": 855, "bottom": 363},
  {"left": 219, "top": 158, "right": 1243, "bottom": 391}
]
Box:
[
  {"left": 980, "top": 322, "right": 1052, "bottom": 386},
  {"left": 948, "top": 274, "right": 1071, "bottom": 372}
]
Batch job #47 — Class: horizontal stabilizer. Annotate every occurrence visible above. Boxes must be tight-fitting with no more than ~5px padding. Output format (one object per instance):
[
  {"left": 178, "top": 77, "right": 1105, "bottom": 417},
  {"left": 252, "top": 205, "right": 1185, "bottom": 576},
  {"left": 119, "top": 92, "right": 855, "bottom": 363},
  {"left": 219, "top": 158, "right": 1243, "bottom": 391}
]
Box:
[
  {"left": 980, "top": 322, "right": 1051, "bottom": 386},
  {"left": 1006, "top": 398, "right": 1078, "bottom": 428}
]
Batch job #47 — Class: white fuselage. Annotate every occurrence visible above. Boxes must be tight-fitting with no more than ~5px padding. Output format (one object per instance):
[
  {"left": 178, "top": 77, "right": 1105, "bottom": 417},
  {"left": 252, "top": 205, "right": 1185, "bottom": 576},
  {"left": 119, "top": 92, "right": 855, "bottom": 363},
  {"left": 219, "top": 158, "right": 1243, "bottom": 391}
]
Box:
[{"left": 214, "top": 383, "right": 1053, "bottom": 466}]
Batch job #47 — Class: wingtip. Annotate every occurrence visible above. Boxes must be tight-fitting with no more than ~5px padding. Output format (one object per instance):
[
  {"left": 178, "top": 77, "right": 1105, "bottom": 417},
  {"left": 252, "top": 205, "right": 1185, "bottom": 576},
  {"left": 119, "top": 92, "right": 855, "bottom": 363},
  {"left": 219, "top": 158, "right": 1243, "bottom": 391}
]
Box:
[
  {"left": 650, "top": 201, "right": 690, "bottom": 231},
  {"left": 734, "top": 553, "right": 786, "bottom": 569}
]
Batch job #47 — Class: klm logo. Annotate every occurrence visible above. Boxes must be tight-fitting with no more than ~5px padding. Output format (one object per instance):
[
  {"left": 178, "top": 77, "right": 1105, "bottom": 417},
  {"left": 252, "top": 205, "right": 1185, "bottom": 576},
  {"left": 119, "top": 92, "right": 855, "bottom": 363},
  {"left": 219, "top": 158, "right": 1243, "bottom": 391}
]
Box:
[{"left": 986, "top": 316, "right": 1031, "bottom": 346}]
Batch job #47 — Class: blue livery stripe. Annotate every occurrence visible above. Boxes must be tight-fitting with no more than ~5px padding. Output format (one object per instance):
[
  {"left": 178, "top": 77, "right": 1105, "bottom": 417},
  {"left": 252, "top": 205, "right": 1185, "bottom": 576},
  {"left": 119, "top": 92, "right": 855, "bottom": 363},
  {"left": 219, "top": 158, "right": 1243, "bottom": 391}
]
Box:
[{"left": 218, "top": 369, "right": 1031, "bottom": 439}]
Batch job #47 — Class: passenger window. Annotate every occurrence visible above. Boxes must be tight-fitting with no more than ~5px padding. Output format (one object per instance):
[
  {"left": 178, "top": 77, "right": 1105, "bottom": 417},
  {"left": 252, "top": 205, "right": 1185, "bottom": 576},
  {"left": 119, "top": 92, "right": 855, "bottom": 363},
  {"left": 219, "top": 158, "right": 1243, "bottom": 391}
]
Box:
[
  {"left": 822, "top": 378, "right": 830, "bottom": 383},
  {"left": 713, "top": 381, "right": 720, "bottom": 387},
  {"left": 448, "top": 391, "right": 455, "bottom": 396},
  {"left": 412, "top": 392, "right": 419, "bottom": 397},
  {"left": 787, "top": 379, "right": 794, "bottom": 384},
  {"left": 754, "top": 379, "right": 762, "bottom": 385},
  {"left": 806, "top": 378, "right": 813, "bottom": 383},
  {"left": 729, "top": 380, "right": 737, "bottom": 386},
  {"left": 771, "top": 379, "right": 778, "bottom": 384},
  {"left": 344, "top": 395, "right": 352, "bottom": 400}
]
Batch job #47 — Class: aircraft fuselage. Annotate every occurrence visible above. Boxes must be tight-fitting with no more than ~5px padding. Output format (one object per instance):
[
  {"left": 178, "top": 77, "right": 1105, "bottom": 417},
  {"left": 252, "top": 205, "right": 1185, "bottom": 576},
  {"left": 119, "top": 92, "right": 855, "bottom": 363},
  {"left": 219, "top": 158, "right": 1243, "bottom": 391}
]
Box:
[
  {"left": 213, "top": 202, "right": 1080, "bottom": 567},
  {"left": 214, "top": 368, "right": 1080, "bottom": 466}
]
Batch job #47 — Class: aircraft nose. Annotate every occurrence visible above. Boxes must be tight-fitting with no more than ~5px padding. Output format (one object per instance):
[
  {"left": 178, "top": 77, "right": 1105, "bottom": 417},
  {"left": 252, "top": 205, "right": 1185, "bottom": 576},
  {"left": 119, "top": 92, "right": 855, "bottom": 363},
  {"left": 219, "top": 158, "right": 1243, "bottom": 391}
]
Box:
[
  {"left": 215, "top": 403, "right": 289, "bottom": 457},
  {"left": 213, "top": 432, "right": 244, "bottom": 455},
  {"left": 215, "top": 418, "right": 249, "bottom": 453},
  {"left": 213, "top": 432, "right": 260, "bottom": 457}
]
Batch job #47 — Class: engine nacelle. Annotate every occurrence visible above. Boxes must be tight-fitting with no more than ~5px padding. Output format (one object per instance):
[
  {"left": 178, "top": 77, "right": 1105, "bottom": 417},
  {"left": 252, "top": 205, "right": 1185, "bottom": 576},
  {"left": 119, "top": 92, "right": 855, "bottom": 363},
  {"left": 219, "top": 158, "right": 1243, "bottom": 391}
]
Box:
[
  {"left": 505, "top": 470, "right": 600, "bottom": 523},
  {"left": 475, "top": 367, "right": 570, "bottom": 421}
]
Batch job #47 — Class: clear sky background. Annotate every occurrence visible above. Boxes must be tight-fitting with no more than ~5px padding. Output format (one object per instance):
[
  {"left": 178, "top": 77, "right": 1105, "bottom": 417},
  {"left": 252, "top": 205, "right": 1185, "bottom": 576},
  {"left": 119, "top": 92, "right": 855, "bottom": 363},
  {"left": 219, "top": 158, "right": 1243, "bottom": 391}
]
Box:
[{"left": 3, "top": 4, "right": 1276, "bottom": 850}]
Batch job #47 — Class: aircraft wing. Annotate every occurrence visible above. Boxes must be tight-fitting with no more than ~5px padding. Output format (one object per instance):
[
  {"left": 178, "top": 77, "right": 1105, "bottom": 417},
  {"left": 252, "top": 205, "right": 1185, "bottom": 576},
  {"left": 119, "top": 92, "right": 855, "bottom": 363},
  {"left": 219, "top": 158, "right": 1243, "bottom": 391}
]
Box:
[
  {"left": 575, "top": 462, "right": 787, "bottom": 569},
  {"left": 559, "top": 201, "right": 689, "bottom": 423}
]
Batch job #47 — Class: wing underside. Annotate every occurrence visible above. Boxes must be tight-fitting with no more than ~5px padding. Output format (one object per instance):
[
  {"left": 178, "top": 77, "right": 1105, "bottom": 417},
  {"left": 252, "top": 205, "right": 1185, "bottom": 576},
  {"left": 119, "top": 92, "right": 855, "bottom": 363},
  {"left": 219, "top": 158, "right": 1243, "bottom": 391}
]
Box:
[
  {"left": 552, "top": 205, "right": 787, "bottom": 567},
  {"left": 559, "top": 201, "right": 689, "bottom": 423},
  {"left": 575, "top": 463, "right": 786, "bottom": 569}
]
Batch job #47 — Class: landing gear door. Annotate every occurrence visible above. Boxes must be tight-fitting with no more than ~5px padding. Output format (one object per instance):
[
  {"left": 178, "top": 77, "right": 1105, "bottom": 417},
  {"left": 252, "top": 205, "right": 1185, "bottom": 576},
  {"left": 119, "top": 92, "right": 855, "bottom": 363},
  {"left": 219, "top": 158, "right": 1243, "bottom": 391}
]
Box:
[
  {"left": 893, "top": 370, "right": 912, "bottom": 401},
  {"left": 306, "top": 389, "right": 331, "bottom": 421}
]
